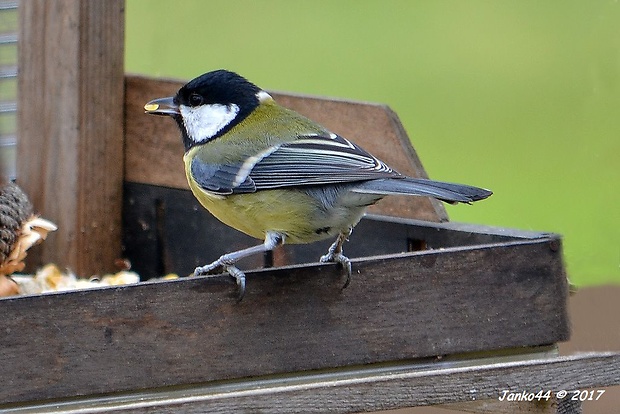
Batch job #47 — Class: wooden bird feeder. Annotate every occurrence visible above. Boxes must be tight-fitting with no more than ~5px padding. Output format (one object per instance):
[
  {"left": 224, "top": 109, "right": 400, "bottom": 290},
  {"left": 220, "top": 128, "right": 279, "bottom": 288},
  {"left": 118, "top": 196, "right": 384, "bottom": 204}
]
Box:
[{"left": 2, "top": 1, "right": 618, "bottom": 413}]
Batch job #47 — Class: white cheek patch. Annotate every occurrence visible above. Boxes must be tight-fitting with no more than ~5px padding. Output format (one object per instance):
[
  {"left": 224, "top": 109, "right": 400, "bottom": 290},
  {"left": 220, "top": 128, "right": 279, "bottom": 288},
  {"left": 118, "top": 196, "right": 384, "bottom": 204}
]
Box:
[{"left": 180, "top": 103, "right": 240, "bottom": 143}]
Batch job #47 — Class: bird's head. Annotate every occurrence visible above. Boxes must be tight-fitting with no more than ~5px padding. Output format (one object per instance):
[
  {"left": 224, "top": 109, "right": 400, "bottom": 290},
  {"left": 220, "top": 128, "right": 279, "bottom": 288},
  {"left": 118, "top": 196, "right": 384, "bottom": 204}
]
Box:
[{"left": 145, "top": 70, "right": 272, "bottom": 151}]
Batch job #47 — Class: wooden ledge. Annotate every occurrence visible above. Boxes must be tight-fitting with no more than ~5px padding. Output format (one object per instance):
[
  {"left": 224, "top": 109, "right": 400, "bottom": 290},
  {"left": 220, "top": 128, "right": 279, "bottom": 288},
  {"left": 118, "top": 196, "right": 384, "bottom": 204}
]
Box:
[
  {"left": 1, "top": 223, "right": 568, "bottom": 404},
  {"left": 2, "top": 352, "right": 618, "bottom": 413}
]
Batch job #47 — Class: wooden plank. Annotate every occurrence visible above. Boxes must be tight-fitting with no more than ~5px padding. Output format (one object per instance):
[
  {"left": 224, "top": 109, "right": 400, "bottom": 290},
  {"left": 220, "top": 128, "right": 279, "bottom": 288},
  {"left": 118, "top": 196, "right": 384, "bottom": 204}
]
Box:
[
  {"left": 2, "top": 353, "right": 617, "bottom": 413},
  {"left": 123, "top": 182, "right": 553, "bottom": 279},
  {"left": 447, "top": 399, "right": 582, "bottom": 414},
  {"left": 16, "top": 0, "right": 125, "bottom": 275},
  {"left": 124, "top": 75, "right": 448, "bottom": 222},
  {"left": 0, "top": 238, "right": 569, "bottom": 404},
  {"left": 440, "top": 400, "right": 556, "bottom": 413}
]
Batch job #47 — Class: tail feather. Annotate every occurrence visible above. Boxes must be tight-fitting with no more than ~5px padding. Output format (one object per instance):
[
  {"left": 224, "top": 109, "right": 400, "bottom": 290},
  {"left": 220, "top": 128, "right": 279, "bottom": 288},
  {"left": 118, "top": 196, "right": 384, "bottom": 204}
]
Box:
[{"left": 353, "top": 177, "right": 492, "bottom": 204}]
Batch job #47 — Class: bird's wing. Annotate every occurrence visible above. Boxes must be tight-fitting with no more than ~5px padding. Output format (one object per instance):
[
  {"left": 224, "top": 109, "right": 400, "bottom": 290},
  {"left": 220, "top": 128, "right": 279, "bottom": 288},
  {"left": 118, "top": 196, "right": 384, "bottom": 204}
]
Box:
[
  {"left": 190, "top": 133, "right": 399, "bottom": 195},
  {"left": 190, "top": 133, "right": 492, "bottom": 203},
  {"left": 190, "top": 157, "right": 256, "bottom": 195},
  {"left": 248, "top": 134, "right": 400, "bottom": 188}
]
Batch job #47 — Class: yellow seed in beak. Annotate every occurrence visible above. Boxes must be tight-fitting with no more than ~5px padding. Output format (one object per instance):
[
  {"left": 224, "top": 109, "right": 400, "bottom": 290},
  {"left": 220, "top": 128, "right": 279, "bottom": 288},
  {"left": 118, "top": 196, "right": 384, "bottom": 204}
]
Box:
[{"left": 144, "top": 103, "right": 159, "bottom": 112}]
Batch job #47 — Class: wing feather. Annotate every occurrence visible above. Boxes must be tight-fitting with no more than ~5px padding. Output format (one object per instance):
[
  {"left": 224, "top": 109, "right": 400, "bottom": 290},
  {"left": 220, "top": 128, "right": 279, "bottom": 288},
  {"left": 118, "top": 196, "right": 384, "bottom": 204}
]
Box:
[
  {"left": 190, "top": 133, "right": 399, "bottom": 195},
  {"left": 189, "top": 132, "right": 492, "bottom": 203},
  {"left": 246, "top": 134, "right": 399, "bottom": 189}
]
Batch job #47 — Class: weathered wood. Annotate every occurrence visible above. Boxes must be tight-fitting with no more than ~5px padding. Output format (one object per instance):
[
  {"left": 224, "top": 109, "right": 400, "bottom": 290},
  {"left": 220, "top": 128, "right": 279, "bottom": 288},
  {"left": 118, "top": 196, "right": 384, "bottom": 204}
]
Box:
[
  {"left": 2, "top": 353, "right": 617, "bottom": 413},
  {"left": 441, "top": 400, "right": 555, "bottom": 413},
  {"left": 123, "top": 182, "right": 549, "bottom": 279},
  {"left": 0, "top": 237, "right": 568, "bottom": 404},
  {"left": 124, "top": 75, "right": 448, "bottom": 222},
  {"left": 447, "top": 398, "right": 582, "bottom": 414},
  {"left": 16, "top": 0, "right": 125, "bottom": 275},
  {"left": 556, "top": 398, "right": 583, "bottom": 414}
]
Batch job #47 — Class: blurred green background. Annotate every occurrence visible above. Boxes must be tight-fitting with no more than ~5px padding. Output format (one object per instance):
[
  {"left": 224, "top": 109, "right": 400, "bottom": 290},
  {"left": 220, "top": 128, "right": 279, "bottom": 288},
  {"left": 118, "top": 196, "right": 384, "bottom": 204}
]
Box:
[{"left": 125, "top": 0, "right": 619, "bottom": 286}]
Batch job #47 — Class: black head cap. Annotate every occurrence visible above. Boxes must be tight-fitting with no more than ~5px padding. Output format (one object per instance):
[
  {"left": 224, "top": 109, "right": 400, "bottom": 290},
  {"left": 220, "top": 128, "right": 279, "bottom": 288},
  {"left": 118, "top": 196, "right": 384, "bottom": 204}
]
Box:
[
  {"left": 172, "top": 70, "right": 263, "bottom": 150},
  {"left": 177, "top": 69, "right": 261, "bottom": 107}
]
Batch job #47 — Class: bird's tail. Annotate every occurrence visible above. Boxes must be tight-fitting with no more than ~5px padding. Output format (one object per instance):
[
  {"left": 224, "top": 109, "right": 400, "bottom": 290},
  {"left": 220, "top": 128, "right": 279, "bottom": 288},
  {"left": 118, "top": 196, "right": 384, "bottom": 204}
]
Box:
[{"left": 353, "top": 177, "right": 492, "bottom": 204}]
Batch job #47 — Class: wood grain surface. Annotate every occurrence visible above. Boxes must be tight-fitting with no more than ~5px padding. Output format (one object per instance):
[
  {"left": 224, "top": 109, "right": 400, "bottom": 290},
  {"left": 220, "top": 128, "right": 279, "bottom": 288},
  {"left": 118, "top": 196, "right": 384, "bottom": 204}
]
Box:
[
  {"left": 2, "top": 353, "right": 617, "bottom": 413},
  {"left": 17, "top": 0, "right": 125, "bottom": 276},
  {"left": 0, "top": 234, "right": 569, "bottom": 404}
]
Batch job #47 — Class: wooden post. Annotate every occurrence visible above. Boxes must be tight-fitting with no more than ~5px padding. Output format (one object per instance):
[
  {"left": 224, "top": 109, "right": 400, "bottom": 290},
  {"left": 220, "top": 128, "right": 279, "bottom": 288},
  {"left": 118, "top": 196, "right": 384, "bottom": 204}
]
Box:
[{"left": 17, "top": 0, "right": 125, "bottom": 275}]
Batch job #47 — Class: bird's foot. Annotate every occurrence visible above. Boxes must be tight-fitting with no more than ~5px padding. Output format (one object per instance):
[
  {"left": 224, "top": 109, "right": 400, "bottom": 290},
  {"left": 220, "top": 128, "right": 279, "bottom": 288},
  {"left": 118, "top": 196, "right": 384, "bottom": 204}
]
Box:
[
  {"left": 320, "top": 251, "right": 352, "bottom": 289},
  {"left": 194, "top": 259, "right": 246, "bottom": 301},
  {"left": 194, "top": 259, "right": 226, "bottom": 276}
]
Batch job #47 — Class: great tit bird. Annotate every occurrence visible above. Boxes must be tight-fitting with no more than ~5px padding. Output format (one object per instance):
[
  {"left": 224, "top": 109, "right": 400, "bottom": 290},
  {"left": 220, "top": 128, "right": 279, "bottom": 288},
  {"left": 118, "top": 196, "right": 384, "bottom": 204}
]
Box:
[{"left": 145, "top": 69, "right": 491, "bottom": 299}]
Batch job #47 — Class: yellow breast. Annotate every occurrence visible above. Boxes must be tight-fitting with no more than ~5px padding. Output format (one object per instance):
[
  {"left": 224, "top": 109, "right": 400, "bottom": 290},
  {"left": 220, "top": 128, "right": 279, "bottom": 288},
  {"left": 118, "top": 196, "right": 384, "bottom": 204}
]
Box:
[{"left": 184, "top": 152, "right": 329, "bottom": 243}]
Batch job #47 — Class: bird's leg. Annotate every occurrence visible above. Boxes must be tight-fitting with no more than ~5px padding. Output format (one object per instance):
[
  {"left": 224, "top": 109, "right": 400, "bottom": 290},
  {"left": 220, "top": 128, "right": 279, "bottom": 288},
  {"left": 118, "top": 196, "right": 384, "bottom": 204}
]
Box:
[
  {"left": 320, "top": 228, "right": 353, "bottom": 289},
  {"left": 194, "top": 232, "right": 283, "bottom": 300}
]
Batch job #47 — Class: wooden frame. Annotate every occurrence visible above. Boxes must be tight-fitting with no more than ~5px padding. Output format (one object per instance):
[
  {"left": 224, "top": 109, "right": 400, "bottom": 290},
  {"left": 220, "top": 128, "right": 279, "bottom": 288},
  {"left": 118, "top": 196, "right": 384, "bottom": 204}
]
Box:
[
  {"left": 17, "top": 0, "right": 125, "bottom": 276},
  {"left": 0, "top": 216, "right": 571, "bottom": 404},
  {"left": 8, "top": 2, "right": 619, "bottom": 413},
  {"left": 1, "top": 353, "right": 618, "bottom": 413}
]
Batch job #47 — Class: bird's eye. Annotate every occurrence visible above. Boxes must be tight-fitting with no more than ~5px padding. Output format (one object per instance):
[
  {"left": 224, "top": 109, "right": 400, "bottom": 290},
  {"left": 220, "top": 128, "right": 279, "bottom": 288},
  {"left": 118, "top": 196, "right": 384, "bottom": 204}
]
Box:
[{"left": 189, "top": 93, "right": 204, "bottom": 106}]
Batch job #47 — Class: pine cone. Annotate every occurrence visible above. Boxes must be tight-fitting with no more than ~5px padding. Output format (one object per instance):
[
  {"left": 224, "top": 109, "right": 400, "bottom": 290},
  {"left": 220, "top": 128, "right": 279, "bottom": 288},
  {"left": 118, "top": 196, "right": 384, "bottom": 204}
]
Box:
[
  {"left": 0, "top": 180, "right": 57, "bottom": 277},
  {"left": 0, "top": 181, "right": 33, "bottom": 265}
]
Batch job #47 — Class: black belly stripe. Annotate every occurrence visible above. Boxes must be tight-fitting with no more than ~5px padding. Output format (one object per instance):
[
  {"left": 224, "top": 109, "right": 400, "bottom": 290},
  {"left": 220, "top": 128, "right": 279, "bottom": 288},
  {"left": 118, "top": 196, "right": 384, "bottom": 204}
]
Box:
[{"left": 315, "top": 226, "right": 331, "bottom": 235}]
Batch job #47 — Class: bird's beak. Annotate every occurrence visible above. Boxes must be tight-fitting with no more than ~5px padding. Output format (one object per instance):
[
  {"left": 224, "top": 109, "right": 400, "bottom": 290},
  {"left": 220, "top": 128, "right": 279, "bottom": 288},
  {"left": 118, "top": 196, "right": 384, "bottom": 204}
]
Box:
[{"left": 144, "top": 96, "right": 180, "bottom": 116}]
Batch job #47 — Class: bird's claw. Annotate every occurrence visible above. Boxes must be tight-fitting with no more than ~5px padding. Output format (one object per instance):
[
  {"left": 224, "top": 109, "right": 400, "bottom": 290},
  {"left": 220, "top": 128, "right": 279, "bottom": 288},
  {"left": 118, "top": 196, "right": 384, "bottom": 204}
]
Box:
[
  {"left": 193, "top": 262, "right": 223, "bottom": 276},
  {"left": 194, "top": 260, "right": 246, "bottom": 301},
  {"left": 320, "top": 252, "right": 352, "bottom": 289}
]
